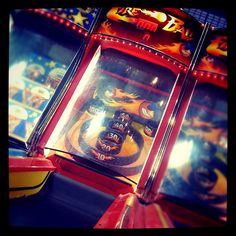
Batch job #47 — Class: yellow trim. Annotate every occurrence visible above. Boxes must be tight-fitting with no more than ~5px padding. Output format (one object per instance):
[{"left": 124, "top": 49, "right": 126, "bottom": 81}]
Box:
[
  {"left": 154, "top": 204, "right": 170, "bottom": 228},
  {"left": 126, "top": 194, "right": 135, "bottom": 207},
  {"left": 9, "top": 171, "right": 49, "bottom": 188},
  {"left": 9, "top": 171, "right": 52, "bottom": 199},
  {"left": 9, "top": 185, "right": 45, "bottom": 199}
]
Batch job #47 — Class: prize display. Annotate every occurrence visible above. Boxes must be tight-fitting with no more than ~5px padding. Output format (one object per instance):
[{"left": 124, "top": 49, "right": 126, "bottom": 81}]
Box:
[
  {"left": 8, "top": 8, "right": 99, "bottom": 145},
  {"left": 9, "top": 53, "right": 66, "bottom": 141}
]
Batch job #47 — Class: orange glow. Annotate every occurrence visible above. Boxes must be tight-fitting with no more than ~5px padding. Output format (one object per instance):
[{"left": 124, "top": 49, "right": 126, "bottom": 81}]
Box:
[
  {"left": 154, "top": 42, "right": 192, "bottom": 58},
  {"left": 198, "top": 56, "right": 227, "bottom": 74},
  {"left": 191, "top": 117, "right": 211, "bottom": 127},
  {"left": 162, "top": 15, "right": 184, "bottom": 33},
  {"left": 102, "top": 97, "right": 147, "bottom": 116},
  {"left": 107, "top": 7, "right": 168, "bottom": 24},
  {"left": 99, "top": 88, "right": 155, "bottom": 119},
  {"left": 206, "top": 36, "right": 227, "bottom": 57},
  {"left": 105, "top": 88, "right": 138, "bottom": 100},
  {"left": 99, "top": 20, "right": 117, "bottom": 35},
  {"left": 141, "top": 9, "right": 167, "bottom": 22},
  {"left": 107, "top": 7, "right": 139, "bottom": 23},
  {"left": 155, "top": 43, "right": 181, "bottom": 54}
]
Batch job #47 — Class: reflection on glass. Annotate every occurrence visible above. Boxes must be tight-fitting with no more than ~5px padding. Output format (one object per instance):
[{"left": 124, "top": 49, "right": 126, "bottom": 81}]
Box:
[
  {"left": 8, "top": 12, "right": 77, "bottom": 142},
  {"left": 168, "top": 139, "right": 193, "bottom": 168},
  {"left": 159, "top": 83, "right": 227, "bottom": 218},
  {"left": 45, "top": 48, "right": 178, "bottom": 184}
]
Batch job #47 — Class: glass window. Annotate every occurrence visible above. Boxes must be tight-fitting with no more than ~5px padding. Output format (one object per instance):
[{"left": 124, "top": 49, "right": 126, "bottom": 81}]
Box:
[
  {"left": 9, "top": 11, "right": 82, "bottom": 143},
  {"left": 45, "top": 47, "right": 178, "bottom": 184},
  {"left": 159, "top": 83, "right": 227, "bottom": 218}
]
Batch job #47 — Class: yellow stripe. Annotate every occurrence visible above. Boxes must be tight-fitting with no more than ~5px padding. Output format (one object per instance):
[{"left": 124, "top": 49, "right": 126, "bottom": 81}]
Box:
[
  {"left": 9, "top": 171, "right": 52, "bottom": 199},
  {"left": 9, "top": 186, "right": 44, "bottom": 199},
  {"left": 126, "top": 194, "right": 135, "bottom": 207},
  {"left": 9, "top": 171, "right": 49, "bottom": 188},
  {"left": 154, "top": 204, "right": 170, "bottom": 228}
]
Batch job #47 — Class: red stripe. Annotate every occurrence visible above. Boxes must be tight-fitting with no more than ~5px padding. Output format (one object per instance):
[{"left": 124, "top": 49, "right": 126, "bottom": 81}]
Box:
[{"left": 9, "top": 157, "right": 56, "bottom": 172}]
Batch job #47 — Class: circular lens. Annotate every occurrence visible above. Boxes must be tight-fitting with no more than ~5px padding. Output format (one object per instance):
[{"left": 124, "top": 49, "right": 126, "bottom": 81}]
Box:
[
  {"left": 101, "top": 130, "right": 124, "bottom": 144},
  {"left": 144, "top": 120, "right": 158, "bottom": 137},
  {"left": 114, "top": 110, "right": 132, "bottom": 124},
  {"left": 96, "top": 136, "right": 121, "bottom": 155},
  {"left": 109, "top": 119, "right": 128, "bottom": 134},
  {"left": 87, "top": 99, "right": 105, "bottom": 115}
]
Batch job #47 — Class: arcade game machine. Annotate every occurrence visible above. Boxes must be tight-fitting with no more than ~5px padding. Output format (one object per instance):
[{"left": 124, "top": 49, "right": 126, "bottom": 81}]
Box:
[
  {"left": 90, "top": 9, "right": 227, "bottom": 228},
  {"left": 9, "top": 8, "right": 101, "bottom": 199},
  {"left": 94, "top": 9, "right": 227, "bottom": 228},
  {"left": 155, "top": 26, "right": 227, "bottom": 227},
  {"left": 9, "top": 8, "right": 227, "bottom": 228}
]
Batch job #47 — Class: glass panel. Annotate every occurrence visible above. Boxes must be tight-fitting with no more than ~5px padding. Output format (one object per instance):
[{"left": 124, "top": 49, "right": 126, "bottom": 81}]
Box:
[
  {"left": 9, "top": 11, "right": 81, "bottom": 143},
  {"left": 159, "top": 82, "right": 227, "bottom": 218},
  {"left": 45, "top": 47, "right": 178, "bottom": 184}
]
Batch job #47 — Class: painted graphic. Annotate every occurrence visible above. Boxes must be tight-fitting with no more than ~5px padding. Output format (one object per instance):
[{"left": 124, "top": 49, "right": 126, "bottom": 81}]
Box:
[
  {"left": 9, "top": 100, "right": 41, "bottom": 141},
  {"left": 9, "top": 52, "right": 66, "bottom": 142},
  {"left": 197, "top": 30, "right": 227, "bottom": 75},
  {"left": 9, "top": 78, "right": 53, "bottom": 111},
  {"left": 47, "top": 8, "right": 99, "bottom": 31},
  {"left": 96, "top": 7, "right": 203, "bottom": 65},
  {"left": 94, "top": 83, "right": 164, "bottom": 121}
]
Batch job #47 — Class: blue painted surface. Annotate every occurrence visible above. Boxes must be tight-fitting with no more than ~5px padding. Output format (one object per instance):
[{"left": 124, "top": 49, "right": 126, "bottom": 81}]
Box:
[
  {"left": 9, "top": 173, "right": 115, "bottom": 228},
  {"left": 9, "top": 148, "right": 27, "bottom": 157}
]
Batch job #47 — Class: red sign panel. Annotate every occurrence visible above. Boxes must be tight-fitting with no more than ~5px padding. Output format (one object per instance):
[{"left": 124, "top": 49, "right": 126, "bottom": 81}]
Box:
[
  {"left": 196, "top": 29, "right": 227, "bottom": 76},
  {"left": 95, "top": 7, "right": 203, "bottom": 65}
]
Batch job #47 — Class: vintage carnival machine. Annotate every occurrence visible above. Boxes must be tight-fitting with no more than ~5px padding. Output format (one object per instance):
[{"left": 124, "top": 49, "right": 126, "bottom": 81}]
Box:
[
  {"left": 155, "top": 26, "right": 227, "bottom": 226},
  {"left": 9, "top": 7, "right": 227, "bottom": 228},
  {"left": 8, "top": 7, "right": 101, "bottom": 208},
  {"left": 94, "top": 8, "right": 227, "bottom": 228},
  {"left": 9, "top": 8, "right": 100, "bottom": 148}
]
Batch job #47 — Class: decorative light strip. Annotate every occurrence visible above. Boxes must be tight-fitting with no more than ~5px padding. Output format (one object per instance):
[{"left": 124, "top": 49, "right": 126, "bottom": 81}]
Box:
[
  {"left": 91, "top": 33, "right": 188, "bottom": 72},
  {"left": 92, "top": 34, "right": 227, "bottom": 83},
  {"left": 27, "top": 9, "right": 88, "bottom": 37},
  {"left": 192, "top": 70, "right": 227, "bottom": 82}
]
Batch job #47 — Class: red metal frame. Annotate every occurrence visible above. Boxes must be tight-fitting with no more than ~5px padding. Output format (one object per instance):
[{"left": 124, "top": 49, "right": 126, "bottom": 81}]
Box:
[
  {"left": 36, "top": 10, "right": 227, "bottom": 210},
  {"left": 94, "top": 193, "right": 174, "bottom": 228},
  {"left": 37, "top": 36, "right": 185, "bottom": 195},
  {"left": 48, "top": 155, "right": 134, "bottom": 196},
  {"left": 156, "top": 193, "right": 225, "bottom": 227},
  {"left": 9, "top": 156, "right": 56, "bottom": 172},
  {"left": 136, "top": 71, "right": 187, "bottom": 194},
  {"left": 150, "top": 77, "right": 198, "bottom": 195}
]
